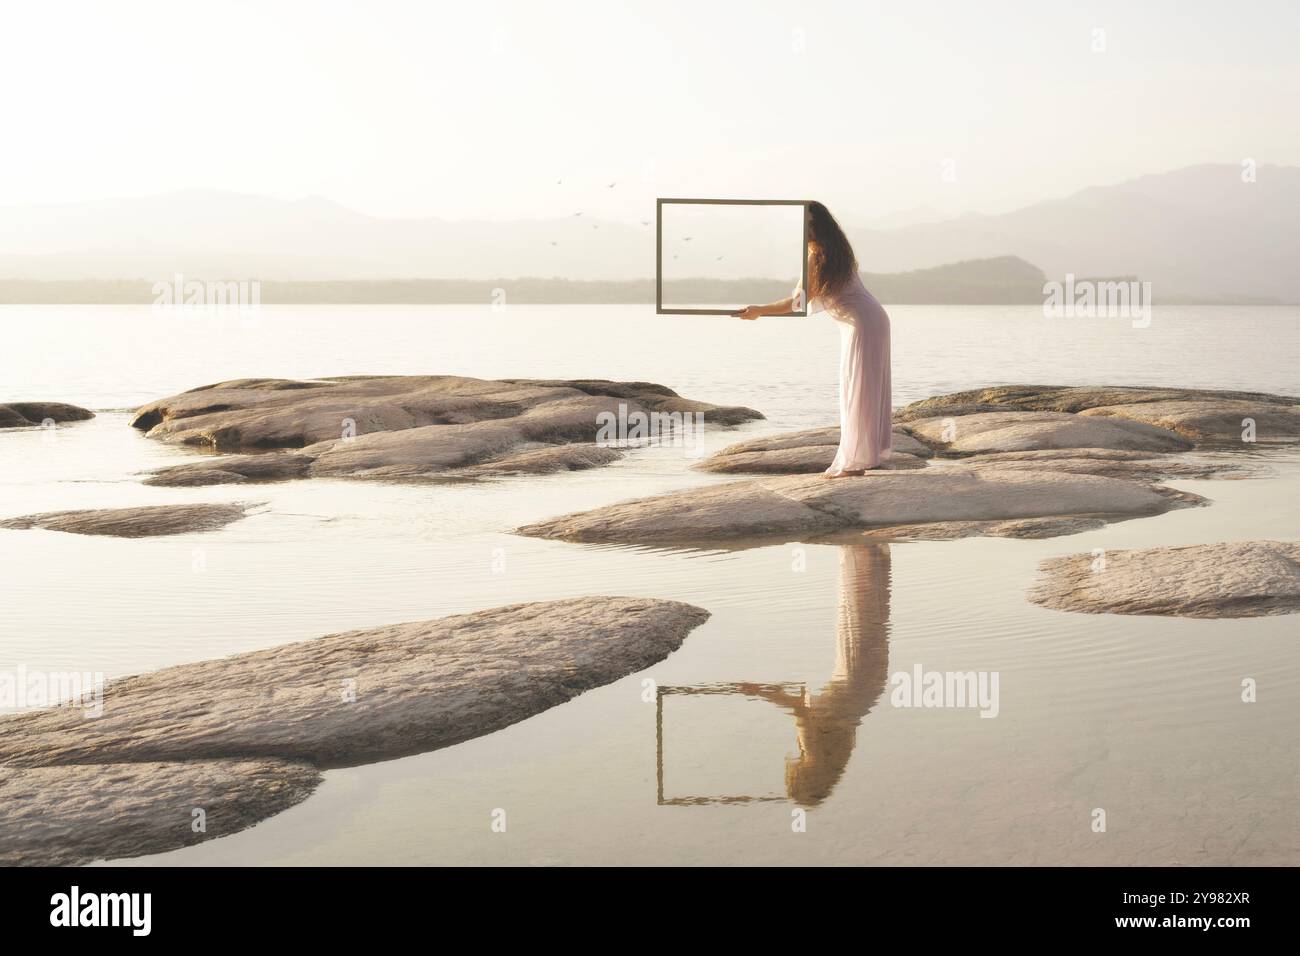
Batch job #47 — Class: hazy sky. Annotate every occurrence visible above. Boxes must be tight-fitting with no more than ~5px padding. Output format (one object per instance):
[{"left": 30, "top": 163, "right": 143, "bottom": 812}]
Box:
[{"left": 2, "top": 0, "right": 1296, "bottom": 224}]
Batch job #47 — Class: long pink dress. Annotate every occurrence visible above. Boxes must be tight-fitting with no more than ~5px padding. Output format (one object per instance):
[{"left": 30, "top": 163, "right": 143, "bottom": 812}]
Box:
[{"left": 800, "top": 271, "right": 893, "bottom": 474}]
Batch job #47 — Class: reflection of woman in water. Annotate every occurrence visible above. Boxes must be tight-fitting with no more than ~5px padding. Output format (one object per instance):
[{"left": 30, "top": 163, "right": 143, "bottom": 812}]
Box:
[{"left": 744, "top": 544, "right": 892, "bottom": 806}]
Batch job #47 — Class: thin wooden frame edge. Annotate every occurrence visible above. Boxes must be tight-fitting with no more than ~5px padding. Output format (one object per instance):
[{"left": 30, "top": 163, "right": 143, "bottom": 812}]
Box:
[
  {"left": 655, "top": 682, "right": 806, "bottom": 806},
  {"left": 655, "top": 198, "right": 810, "bottom": 316}
]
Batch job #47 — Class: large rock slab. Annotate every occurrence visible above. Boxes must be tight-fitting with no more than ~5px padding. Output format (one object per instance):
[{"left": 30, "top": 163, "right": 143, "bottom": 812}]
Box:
[
  {"left": 0, "top": 401, "right": 94, "bottom": 429},
  {"left": 134, "top": 376, "right": 761, "bottom": 483},
  {"left": 0, "top": 759, "right": 321, "bottom": 867},
  {"left": 525, "top": 480, "right": 849, "bottom": 543},
  {"left": 952, "top": 448, "right": 1248, "bottom": 481},
  {"left": 862, "top": 516, "right": 1111, "bottom": 542},
  {"left": 1029, "top": 541, "right": 1300, "bottom": 618},
  {"left": 0, "top": 502, "right": 257, "bottom": 537},
  {"left": 144, "top": 441, "right": 626, "bottom": 486},
  {"left": 451, "top": 443, "right": 624, "bottom": 478},
  {"left": 0, "top": 596, "right": 709, "bottom": 769},
  {"left": 300, "top": 396, "right": 621, "bottom": 479},
  {"left": 896, "top": 385, "right": 1300, "bottom": 443},
  {"left": 518, "top": 470, "right": 1199, "bottom": 546},
  {"left": 695, "top": 426, "right": 932, "bottom": 474},
  {"left": 905, "top": 411, "right": 1191, "bottom": 454},
  {"left": 144, "top": 453, "right": 314, "bottom": 487},
  {"left": 694, "top": 383, "right": 1295, "bottom": 477},
  {"left": 1080, "top": 400, "right": 1300, "bottom": 444}
]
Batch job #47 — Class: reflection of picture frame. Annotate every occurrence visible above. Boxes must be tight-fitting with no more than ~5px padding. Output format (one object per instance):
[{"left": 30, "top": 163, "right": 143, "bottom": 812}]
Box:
[
  {"left": 655, "top": 682, "right": 804, "bottom": 806},
  {"left": 655, "top": 198, "right": 810, "bottom": 316}
]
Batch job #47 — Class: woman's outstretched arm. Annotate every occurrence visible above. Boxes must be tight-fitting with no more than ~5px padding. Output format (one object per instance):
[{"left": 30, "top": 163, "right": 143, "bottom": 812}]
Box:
[{"left": 735, "top": 295, "right": 795, "bottom": 321}]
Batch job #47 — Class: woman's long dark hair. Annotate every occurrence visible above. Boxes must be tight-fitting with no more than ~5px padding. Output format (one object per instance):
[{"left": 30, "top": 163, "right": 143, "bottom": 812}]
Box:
[{"left": 807, "top": 201, "right": 858, "bottom": 301}]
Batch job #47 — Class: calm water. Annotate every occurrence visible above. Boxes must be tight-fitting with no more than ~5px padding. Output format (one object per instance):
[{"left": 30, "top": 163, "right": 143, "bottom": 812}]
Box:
[{"left": 2, "top": 304, "right": 1298, "bottom": 865}]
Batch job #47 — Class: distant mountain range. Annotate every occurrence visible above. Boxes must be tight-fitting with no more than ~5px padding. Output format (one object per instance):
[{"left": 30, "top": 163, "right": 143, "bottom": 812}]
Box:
[
  {"left": 0, "top": 164, "right": 1294, "bottom": 302},
  {"left": 849, "top": 164, "right": 1298, "bottom": 302}
]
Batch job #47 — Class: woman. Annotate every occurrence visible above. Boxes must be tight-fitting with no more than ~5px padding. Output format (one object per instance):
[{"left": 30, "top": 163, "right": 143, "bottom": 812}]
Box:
[{"left": 737, "top": 202, "right": 892, "bottom": 478}]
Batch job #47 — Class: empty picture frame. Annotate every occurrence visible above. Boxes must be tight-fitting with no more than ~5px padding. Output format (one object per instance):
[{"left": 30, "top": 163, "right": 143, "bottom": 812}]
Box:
[
  {"left": 655, "top": 683, "right": 802, "bottom": 806},
  {"left": 656, "top": 198, "right": 810, "bottom": 316}
]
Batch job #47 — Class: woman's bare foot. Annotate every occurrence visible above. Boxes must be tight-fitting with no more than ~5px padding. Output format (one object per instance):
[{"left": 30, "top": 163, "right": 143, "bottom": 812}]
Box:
[{"left": 822, "top": 469, "right": 867, "bottom": 479}]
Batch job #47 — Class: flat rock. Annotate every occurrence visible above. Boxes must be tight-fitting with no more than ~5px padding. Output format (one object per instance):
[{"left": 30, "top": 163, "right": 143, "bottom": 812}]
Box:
[
  {"left": 696, "top": 382, "right": 1294, "bottom": 476},
  {"left": 134, "top": 376, "right": 761, "bottom": 483},
  {"left": 699, "top": 382, "right": 1293, "bottom": 480},
  {"left": 518, "top": 470, "right": 1199, "bottom": 546},
  {"left": 953, "top": 448, "right": 1247, "bottom": 480},
  {"left": 143, "top": 453, "right": 314, "bottom": 487},
  {"left": 524, "top": 480, "right": 848, "bottom": 543},
  {"left": 1029, "top": 540, "right": 1300, "bottom": 618},
  {"left": 0, "top": 596, "right": 709, "bottom": 769},
  {"left": 0, "top": 401, "right": 94, "bottom": 429},
  {"left": 1080, "top": 400, "right": 1300, "bottom": 444},
  {"left": 0, "top": 502, "right": 257, "bottom": 538},
  {"left": 450, "top": 443, "right": 624, "bottom": 478},
  {"left": 698, "top": 446, "right": 926, "bottom": 475},
  {"left": 0, "top": 759, "right": 321, "bottom": 867},
  {"left": 695, "top": 426, "right": 931, "bottom": 474},
  {"left": 896, "top": 385, "right": 1300, "bottom": 443},
  {"left": 905, "top": 411, "right": 1191, "bottom": 454},
  {"left": 862, "top": 516, "right": 1110, "bottom": 541},
  {"left": 300, "top": 396, "right": 624, "bottom": 478}
]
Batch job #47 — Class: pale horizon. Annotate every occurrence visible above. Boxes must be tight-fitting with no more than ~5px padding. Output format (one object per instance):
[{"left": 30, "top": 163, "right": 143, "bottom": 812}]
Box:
[
  {"left": 1, "top": 159, "right": 1285, "bottom": 227},
  {"left": 4, "top": 0, "right": 1297, "bottom": 225}
]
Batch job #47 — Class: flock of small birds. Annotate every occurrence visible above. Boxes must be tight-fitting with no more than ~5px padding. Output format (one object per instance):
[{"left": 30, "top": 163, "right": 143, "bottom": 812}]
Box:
[
  {"left": 545, "top": 181, "right": 719, "bottom": 260},
  {"left": 550, "top": 180, "right": 629, "bottom": 246}
]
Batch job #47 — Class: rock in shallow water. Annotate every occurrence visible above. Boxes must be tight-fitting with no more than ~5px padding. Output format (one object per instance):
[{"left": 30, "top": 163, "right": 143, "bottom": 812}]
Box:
[
  {"left": 517, "top": 470, "right": 1200, "bottom": 546},
  {"left": 695, "top": 426, "right": 931, "bottom": 474},
  {"left": 0, "top": 596, "right": 708, "bottom": 863},
  {"left": 0, "top": 502, "right": 258, "bottom": 537},
  {"left": 133, "top": 375, "right": 762, "bottom": 484},
  {"left": 950, "top": 448, "right": 1248, "bottom": 481},
  {"left": 895, "top": 384, "right": 1300, "bottom": 443},
  {"left": 143, "top": 453, "right": 314, "bottom": 487},
  {"left": 449, "top": 443, "right": 624, "bottom": 478},
  {"left": 0, "top": 402, "right": 94, "bottom": 429},
  {"left": 0, "top": 596, "right": 709, "bottom": 770},
  {"left": 861, "top": 515, "right": 1111, "bottom": 541},
  {"left": 1029, "top": 540, "right": 1300, "bottom": 618},
  {"left": 0, "top": 759, "right": 321, "bottom": 867},
  {"left": 906, "top": 411, "right": 1191, "bottom": 454},
  {"left": 692, "top": 384, "right": 1294, "bottom": 478}
]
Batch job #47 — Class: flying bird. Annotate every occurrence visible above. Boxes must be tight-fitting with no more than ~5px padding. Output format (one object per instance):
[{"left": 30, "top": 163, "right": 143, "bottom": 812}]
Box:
[{"left": 640, "top": 220, "right": 651, "bottom": 226}]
